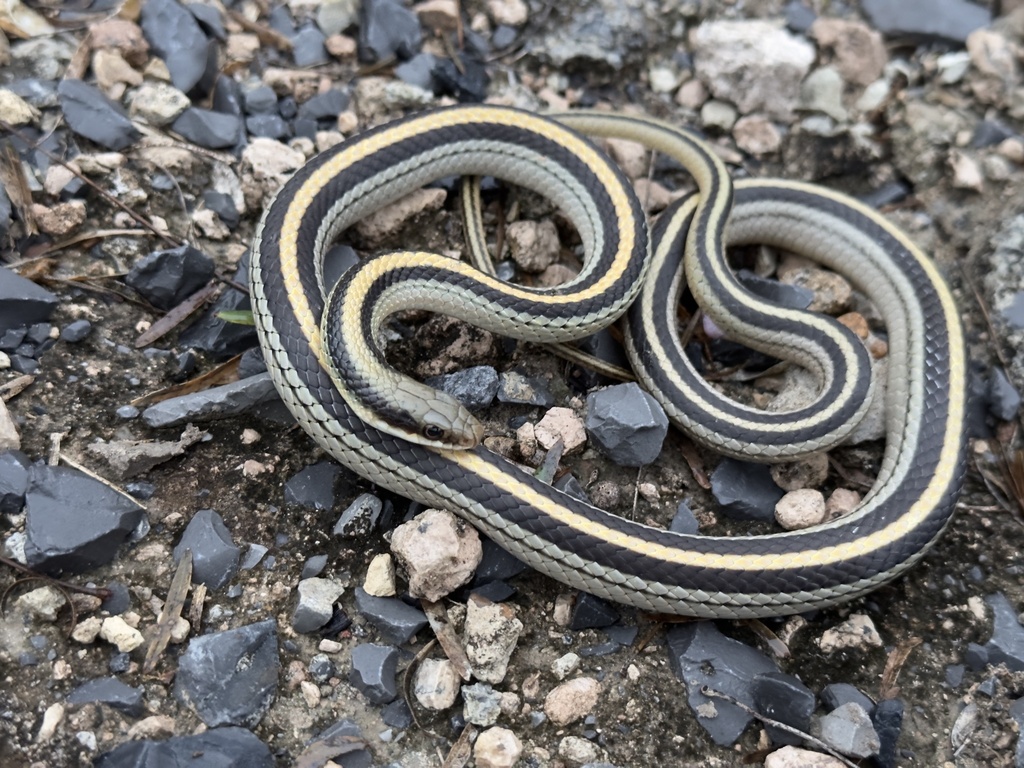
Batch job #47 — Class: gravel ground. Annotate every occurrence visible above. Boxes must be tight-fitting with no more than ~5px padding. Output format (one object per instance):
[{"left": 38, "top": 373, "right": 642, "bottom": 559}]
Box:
[{"left": 2, "top": 0, "right": 1024, "bottom": 766}]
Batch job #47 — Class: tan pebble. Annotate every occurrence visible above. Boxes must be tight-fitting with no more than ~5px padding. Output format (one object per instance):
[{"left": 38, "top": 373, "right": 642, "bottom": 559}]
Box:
[
  {"left": 126, "top": 715, "right": 176, "bottom": 740},
  {"left": 675, "top": 78, "right": 708, "bottom": 110},
  {"left": 474, "top": 726, "right": 523, "bottom": 768},
  {"left": 337, "top": 110, "right": 359, "bottom": 134},
  {"left": 363, "top": 553, "right": 397, "bottom": 597},
  {"left": 588, "top": 480, "right": 620, "bottom": 509},
  {"left": 465, "top": 595, "right": 523, "bottom": 684},
  {"left": 810, "top": 18, "right": 887, "bottom": 86},
  {"left": 300, "top": 680, "right": 321, "bottom": 708},
  {"left": 89, "top": 19, "right": 150, "bottom": 66},
  {"left": 825, "top": 488, "right": 861, "bottom": 520},
  {"left": 516, "top": 422, "right": 537, "bottom": 461},
  {"left": 637, "top": 481, "right": 660, "bottom": 502},
  {"left": 390, "top": 508, "right": 482, "bottom": 600},
  {"left": 633, "top": 178, "right": 673, "bottom": 211},
  {"left": 0, "top": 88, "right": 39, "bottom": 126},
  {"left": 226, "top": 33, "right": 260, "bottom": 62},
  {"left": 775, "top": 489, "right": 826, "bottom": 530},
  {"left": 866, "top": 334, "right": 888, "bottom": 359},
  {"left": 559, "top": 735, "right": 600, "bottom": 763},
  {"left": 506, "top": 219, "right": 561, "bottom": 273},
  {"left": 780, "top": 267, "right": 853, "bottom": 314},
  {"left": 537, "top": 263, "right": 577, "bottom": 288},
  {"left": 544, "top": 677, "right": 601, "bottom": 726},
  {"left": 998, "top": 136, "right": 1024, "bottom": 164},
  {"left": 769, "top": 453, "right": 829, "bottom": 491},
  {"left": 99, "top": 616, "right": 144, "bottom": 653},
  {"left": 354, "top": 188, "right": 447, "bottom": 245},
  {"left": 326, "top": 34, "right": 358, "bottom": 59},
  {"left": 414, "top": 658, "right": 461, "bottom": 709},
  {"left": 92, "top": 48, "right": 142, "bottom": 91},
  {"left": 415, "top": 0, "right": 460, "bottom": 30},
  {"left": 949, "top": 150, "right": 984, "bottom": 192},
  {"left": 733, "top": 114, "right": 782, "bottom": 155},
  {"left": 533, "top": 407, "right": 587, "bottom": 454},
  {"left": 552, "top": 593, "right": 573, "bottom": 628},
  {"left": 604, "top": 137, "right": 649, "bottom": 180},
  {"left": 36, "top": 702, "right": 64, "bottom": 743},
  {"left": 72, "top": 617, "right": 104, "bottom": 644},
  {"left": 486, "top": 0, "right": 529, "bottom": 26},
  {"left": 818, "top": 614, "right": 882, "bottom": 652},
  {"left": 837, "top": 312, "right": 869, "bottom": 339},
  {"left": 30, "top": 201, "right": 87, "bottom": 237},
  {"left": 764, "top": 745, "right": 849, "bottom": 767}
]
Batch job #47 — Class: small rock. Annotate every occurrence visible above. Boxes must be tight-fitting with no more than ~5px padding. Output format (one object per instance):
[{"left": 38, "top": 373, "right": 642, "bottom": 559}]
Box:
[
  {"left": 286, "top": 461, "right": 342, "bottom": 512},
  {"left": 585, "top": 383, "right": 669, "bottom": 466},
  {"left": 30, "top": 201, "right": 87, "bottom": 237},
  {"left": 142, "top": 373, "right": 279, "bottom": 428},
  {"left": 67, "top": 677, "right": 144, "bottom": 716},
  {"left": 173, "top": 509, "right": 240, "bottom": 591},
  {"left": 140, "top": 0, "right": 213, "bottom": 92},
  {"left": 390, "top": 509, "right": 482, "bottom": 601},
  {"left": 464, "top": 595, "right": 523, "bottom": 685},
  {"left": 354, "top": 188, "right": 446, "bottom": 244},
  {"left": 810, "top": 18, "right": 887, "bottom": 86},
  {"left": 872, "top": 698, "right": 904, "bottom": 768},
  {"left": 950, "top": 150, "right": 984, "bottom": 192},
  {"left": 350, "top": 643, "right": 399, "bottom": 704},
  {"left": 125, "top": 244, "right": 214, "bottom": 311},
  {"left": 16, "top": 585, "right": 66, "bottom": 622},
  {"left": 569, "top": 592, "right": 619, "bottom": 630},
  {"left": 551, "top": 652, "right": 581, "bottom": 680},
  {"left": 353, "top": 586, "right": 428, "bottom": 644},
  {"left": 474, "top": 726, "right": 523, "bottom": 768},
  {"left": 0, "top": 88, "right": 39, "bottom": 126},
  {"left": 558, "top": 735, "right": 600, "bottom": 764},
  {"left": 293, "top": 578, "right": 345, "bottom": 634},
  {"left": 57, "top": 79, "right": 140, "bottom": 150},
  {"left": 99, "top": 616, "right": 144, "bottom": 653},
  {"left": 820, "top": 682, "right": 876, "bottom": 715},
  {"left": 96, "top": 725, "right": 273, "bottom": 767},
  {"left": 497, "top": 370, "right": 554, "bottom": 407},
  {"left": 779, "top": 267, "right": 853, "bottom": 314},
  {"left": 818, "top": 614, "right": 883, "bottom": 653},
  {"left": 175, "top": 619, "right": 279, "bottom": 728},
  {"left": 364, "top": 553, "right": 397, "bottom": 597},
  {"left": 506, "top": 219, "right": 561, "bottom": 273},
  {"left": 463, "top": 682, "right": 502, "bottom": 726},
  {"left": 172, "top": 108, "right": 242, "bottom": 150},
  {"left": 860, "top": 0, "right": 990, "bottom": 43},
  {"left": 769, "top": 453, "right": 830, "bottom": 491},
  {"left": 413, "top": 658, "right": 461, "bottom": 709},
  {"left": 701, "top": 100, "right": 738, "bottom": 131},
  {"left": 799, "top": 67, "right": 847, "bottom": 122},
  {"left": 534, "top": 407, "right": 587, "bottom": 454},
  {"left": 358, "top": 0, "right": 422, "bottom": 62},
  {"left": 733, "top": 115, "right": 782, "bottom": 155},
  {"left": 752, "top": 671, "right": 816, "bottom": 746},
  {"left": 710, "top": 458, "right": 784, "bottom": 522},
  {"left": 775, "top": 489, "right": 827, "bottom": 530},
  {"left": 544, "top": 677, "right": 601, "bottom": 726},
  {"left": 429, "top": 366, "right": 499, "bottom": 410},
  {"left": 817, "top": 702, "right": 881, "bottom": 759},
  {"left": 764, "top": 746, "right": 848, "bottom": 767},
  {"left": 825, "top": 488, "right": 861, "bottom": 520},
  {"left": 333, "top": 492, "right": 383, "bottom": 536}
]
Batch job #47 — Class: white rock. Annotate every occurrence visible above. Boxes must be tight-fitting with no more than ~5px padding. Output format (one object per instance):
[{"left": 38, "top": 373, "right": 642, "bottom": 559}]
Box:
[
  {"left": 391, "top": 509, "right": 482, "bottom": 601},
  {"left": 99, "top": 615, "right": 145, "bottom": 652},
  {"left": 764, "top": 745, "right": 849, "bottom": 767},
  {"left": 818, "top": 614, "right": 883, "bottom": 652},
  {"left": 364, "top": 553, "right": 397, "bottom": 597},
  {"left": 800, "top": 66, "right": 848, "bottom": 122},
  {"left": 690, "top": 20, "right": 815, "bottom": 119},
  {"left": 17, "top": 586, "right": 67, "bottom": 622},
  {"left": 551, "top": 652, "right": 581, "bottom": 680},
  {"left": 0, "top": 398, "right": 19, "bottom": 452},
  {"left": 129, "top": 82, "right": 190, "bottom": 126},
  {"left": 558, "top": 735, "right": 600, "bottom": 763},
  {"left": 36, "top": 702, "right": 64, "bottom": 743},
  {"left": 775, "top": 489, "right": 827, "bottom": 530},
  {"left": 533, "top": 407, "right": 586, "bottom": 454},
  {"left": 414, "top": 658, "right": 461, "bottom": 710},
  {"left": 473, "top": 726, "right": 523, "bottom": 768},
  {"left": 464, "top": 595, "right": 523, "bottom": 684},
  {"left": 544, "top": 677, "right": 601, "bottom": 726}
]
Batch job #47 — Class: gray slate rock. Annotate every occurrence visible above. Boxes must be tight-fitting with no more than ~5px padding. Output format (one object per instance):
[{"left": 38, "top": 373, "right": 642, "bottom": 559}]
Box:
[
  {"left": 988, "top": 367, "right": 1021, "bottom": 423},
  {"left": 751, "top": 671, "right": 815, "bottom": 746},
  {"left": 24, "top": 465, "right": 145, "bottom": 575},
  {"left": 175, "top": 619, "right": 279, "bottom": 728},
  {"left": 872, "top": 698, "right": 904, "bottom": 768},
  {"left": 57, "top": 80, "right": 140, "bottom": 150},
  {"left": 569, "top": 592, "right": 619, "bottom": 631},
  {"left": 710, "top": 458, "right": 784, "bottom": 521},
  {"left": 292, "top": 577, "right": 344, "bottom": 634},
  {"left": 173, "top": 509, "right": 240, "bottom": 590},
  {"left": 172, "top": 108, "right": 242, "bottom": 150},
  {"left": 354, "top": 586, "right": 428, "bottom": 644},
  {"left": 67, "top": 677, "right": 144, "bottom": 716},
  {"left": 585, "top": 382, "right": 668, "bottom": 466},
  {"left": 666, "top": 621, "right": 777, "bottom": 746},
  {"left": 245, "top": 114, "right": 289, "bottom": 139},
  {"left": 0, "top": 450, "right": 31, "bottom": 514},
  {"left": 860, "top": 0, "right": 990, "bottom": 43},
  {"left": 125, "top": 244, "right": 214, "bottom": 310},
  {"left": 0, "top": 267, "right": 58, "bottom": 337},
  {"left": 61, "top": 319, "right": 92, "bottom": 343},
  {"left": 472, "top": 537, "right": 529, "bottom": 586},
  {"left": 350, "top": 643, "right": 399, "bottom": 704},
  {"left": 428, "top": 366, "right": 499, "bottom": 409},
  {"left": 820, "top": 682, "right": 875, "bottom": 715},
  {"left": 178, "top": 281, "right": 257, "bottom": 358},
  {"left": 669, "top": 499, "right": 700, "bottom": 535},
  {"left": 140, "top": 0, "right": 212, "bottom": 92},
  {"left": 333, "top": 492, "right": 384, "bottom": 537},
  {"left": 203, "top": 191, "right": 240, "bottom": 229},
  {"left": 984, "top": 592, "right": 1024, "bottom": 671},
  {"left": 94, "top": 726, "right": 273, "bottom": 768},
  {"left": 243, "top": 85, "right": 278, "bottom": 114},
  {"left": 142, "top": 372, "right": 279, "bottom": 428},
  {"left": 394, "top": 53, "right": 438, "bottom": 91},
  {"left": 529, "top": 0, "right": 654, "bottom": 70},
  {"left": 817, "top": 702, "right": 881, "bottom": 759},
  {"left": 285, "top": 460, "right": 342, "bottom": 511},
  {"left": 358, "top": 0, "right": 422, "bottom": 63},
  {"left": 301, "top": 553, "right": 328, "bottom": 579},
  {"left": 292, "top": 24, "right": 329, "bottom": 67}
]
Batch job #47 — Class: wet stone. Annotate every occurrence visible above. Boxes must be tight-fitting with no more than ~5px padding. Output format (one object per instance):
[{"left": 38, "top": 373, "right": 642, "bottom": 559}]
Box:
[
  {"left": 292, "top": 25, "right": 329, "bottom": 67},
  {"left": 140, "top": 0, "right": 212, "bottom": 93},
  {"left": 667, "top": 621, "right": 777, "bottom": 746},
  {"left": 818, "top": 702, "right": 880, "bottom": 759},
  {"left": 60, "top": 319, "right": 92, "bottom": 343},
  {"left": 820, "top": 682, "right": 876, "bottom": 715},
  {"left": 175, "top": 619, "right": 280, "bottom": 728},
  {"left": 292, "top": 577, "right": 345, "bottom": 634},
  {"left": 428, "top": 366, "right": 499, "bottom": 409},
  {"left": 736, "top": 269, "right": 813, "bottom": 310},
  {"left": 94, "top": 727, "right": 273, "bottom": 768},
  {"left": 568, "top": 592, "right": 619, "bottom": 631},
  {"left": 987, "top": 367, "right": 1021, "bottom": 422},
  {"left": 0, "top": 450, "right": 30, "bottom": 514},
  {"left": 669, "top": 499, "right": 700, "bottom": 535},
  {"left": 0, "top": 267, "right": 59, "bottom": 336},
  {"left": 285, "top": 461, "right": 342, "bottom": 511},
  {"left": 173, "top": 509, "right": 240, "bottom": 590},
  {"left": 67, "top": 677, "right": 144, "bottom": 716},
  {"left": 350, "top": 643, "right": 399, "bottom": 704},
  {"left": 172, "top": 108, "right": 242, "bottom": 150},
  {"left": 358, "top": 0, "right": 423, "bottom": 62},
  {"left": 984, "top": 592, "right": 1024, "bottom": 671},
  {"left": 585, "top": 382, "right": 669, "bottom": 466},
  {"left": 333, "top": 492, "right": 383, "bottom": 537},
  {"left": 860, "top": 0, "right": 990, "bottom": 43},
  {"left": 710, "top": 458, "right": 785, "bottom": 522},
  {"left": 872, "top": 698, "right": 904, "bottom": 768},
  {"left": 353, "top": 586, "right": 428, "bottom": 644},
  {"left": 144, "top": 374, "right": 280, "bottom": 428},
  {"left": 24, "top": 465, "right": 145, "bottom": 575},
  {"left": 125, "top": 244, "right": 214, "bottom": 311},
  {"left": 751, "top": 671, "right": 815, "bottom": 746},
  {"left": 57, "top": 79, "right": 139, "bottom": 150}
]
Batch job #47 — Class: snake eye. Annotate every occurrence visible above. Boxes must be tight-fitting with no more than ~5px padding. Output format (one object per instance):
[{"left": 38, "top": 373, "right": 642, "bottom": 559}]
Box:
[{"left": 423, "top": 424, "right": 446, "bottom": 441}]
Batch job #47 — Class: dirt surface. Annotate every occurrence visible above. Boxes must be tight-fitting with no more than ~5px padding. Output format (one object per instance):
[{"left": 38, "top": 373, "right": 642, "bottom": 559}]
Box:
[{"left": 2, "top": 0, "right": 1024, "bottom": 766}]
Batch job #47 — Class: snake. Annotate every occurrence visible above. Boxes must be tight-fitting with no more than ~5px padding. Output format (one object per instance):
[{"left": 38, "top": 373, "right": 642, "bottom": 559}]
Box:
[{"left": 249, "top": 105, "right": 967, "bottom": 618}]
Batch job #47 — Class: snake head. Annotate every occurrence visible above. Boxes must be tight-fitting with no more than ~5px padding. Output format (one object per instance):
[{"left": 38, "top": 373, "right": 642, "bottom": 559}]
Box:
[{"left": 380, "top": 379, "right": 485, "bottom": 450}]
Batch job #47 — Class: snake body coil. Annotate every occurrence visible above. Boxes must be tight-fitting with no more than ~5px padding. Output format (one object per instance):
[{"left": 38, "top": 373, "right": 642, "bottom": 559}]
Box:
[{"left": 250, "top": 105, "right": 967, "bottom": 618}]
